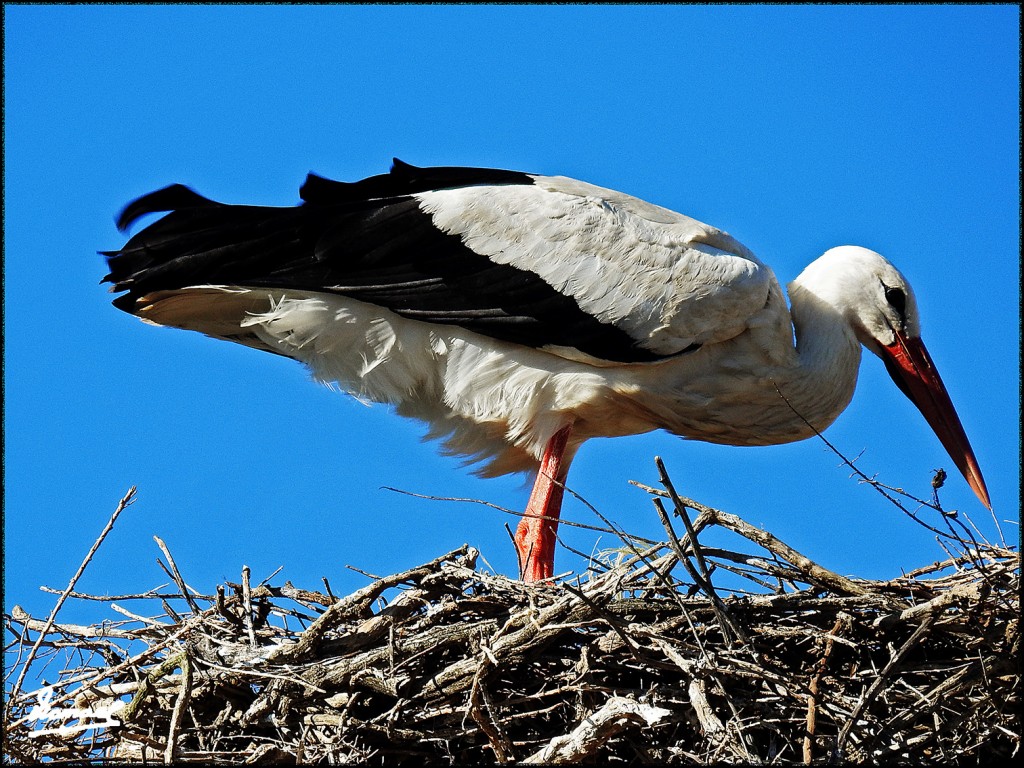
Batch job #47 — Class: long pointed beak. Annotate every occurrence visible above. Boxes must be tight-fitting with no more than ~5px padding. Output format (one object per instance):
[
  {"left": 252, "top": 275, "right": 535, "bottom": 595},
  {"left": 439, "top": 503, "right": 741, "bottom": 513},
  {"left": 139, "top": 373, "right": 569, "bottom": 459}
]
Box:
[{"left": 880, "top": 330, "right": 991, "bottom": 509}]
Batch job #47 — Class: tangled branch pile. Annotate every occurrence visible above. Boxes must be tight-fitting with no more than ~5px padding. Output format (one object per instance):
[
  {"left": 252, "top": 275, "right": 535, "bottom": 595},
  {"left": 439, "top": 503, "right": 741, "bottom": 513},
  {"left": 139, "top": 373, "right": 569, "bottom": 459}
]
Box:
[{"left": 4, "top": 480, "right": 1019, "bottom": 765}]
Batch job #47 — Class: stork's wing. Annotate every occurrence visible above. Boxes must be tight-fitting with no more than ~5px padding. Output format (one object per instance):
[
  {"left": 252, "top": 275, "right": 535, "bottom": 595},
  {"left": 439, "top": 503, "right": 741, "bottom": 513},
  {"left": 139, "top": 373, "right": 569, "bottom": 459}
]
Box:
[{"left": 105, "top": 160, "right": 775, "bottom": 364}]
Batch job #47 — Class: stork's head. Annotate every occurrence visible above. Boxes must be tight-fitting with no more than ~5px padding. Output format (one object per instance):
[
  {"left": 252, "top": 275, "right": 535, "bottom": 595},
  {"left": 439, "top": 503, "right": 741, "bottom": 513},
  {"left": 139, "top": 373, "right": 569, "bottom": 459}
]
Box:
[{"left": 797, "top": 245, "right": 991, "bottom": 509}]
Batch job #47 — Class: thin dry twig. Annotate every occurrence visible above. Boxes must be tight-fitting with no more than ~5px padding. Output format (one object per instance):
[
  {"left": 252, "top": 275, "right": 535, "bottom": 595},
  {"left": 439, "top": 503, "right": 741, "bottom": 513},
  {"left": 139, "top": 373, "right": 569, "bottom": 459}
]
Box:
[
  {"left": 6, "top": 486, "right": 137, "bottom": 708},
  {"left": 163, "top": 653, "right": 192, "bottom": 764},
  {"left": 804, "top": 614, "right": 850, "bottom": 764},
  {"left": 773, "top": 381, "right": 1005, "bottom": 546},
  {"left": 154, "top": 536, "right": 202, "bottom": 614},
  {"left": 652, "top": 491, "right": 748, "bottom": 645},
  {"left": 834, "top": 613, "right": 938, "bottom": 758}
]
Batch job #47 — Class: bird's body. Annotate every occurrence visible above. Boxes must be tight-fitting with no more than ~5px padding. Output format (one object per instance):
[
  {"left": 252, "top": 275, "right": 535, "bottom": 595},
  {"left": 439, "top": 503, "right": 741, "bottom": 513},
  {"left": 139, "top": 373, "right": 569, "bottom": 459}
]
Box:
[{"left": 105, "top": 160, "right": 990, "bottom": 580}]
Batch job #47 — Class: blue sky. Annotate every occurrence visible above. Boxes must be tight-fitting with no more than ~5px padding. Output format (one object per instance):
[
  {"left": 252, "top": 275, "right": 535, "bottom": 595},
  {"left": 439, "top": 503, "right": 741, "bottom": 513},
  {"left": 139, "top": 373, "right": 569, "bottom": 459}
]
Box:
[{"left": 4, "top": 5, "right": 1019, "bottom": 628}]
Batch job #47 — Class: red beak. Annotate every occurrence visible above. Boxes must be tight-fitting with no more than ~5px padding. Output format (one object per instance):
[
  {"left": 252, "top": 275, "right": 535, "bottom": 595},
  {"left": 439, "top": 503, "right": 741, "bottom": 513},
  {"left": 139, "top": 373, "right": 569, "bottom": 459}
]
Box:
[{"left": 880, "top": 330, "right": 991, "bottom": 509}]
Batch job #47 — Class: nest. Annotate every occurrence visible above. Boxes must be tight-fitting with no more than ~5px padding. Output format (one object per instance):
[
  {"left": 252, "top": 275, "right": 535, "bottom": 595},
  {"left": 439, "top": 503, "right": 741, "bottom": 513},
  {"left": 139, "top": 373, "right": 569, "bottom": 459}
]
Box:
[{"left": 4, "top": 469, "right": 1019, "bottom": 765}]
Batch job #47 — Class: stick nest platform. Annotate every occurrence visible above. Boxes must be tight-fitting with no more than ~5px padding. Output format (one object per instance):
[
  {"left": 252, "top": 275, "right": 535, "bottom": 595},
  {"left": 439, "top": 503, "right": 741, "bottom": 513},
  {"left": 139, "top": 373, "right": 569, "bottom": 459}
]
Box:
[{"left": 4, "top": 480, "right": 1019, "bottom": 765}]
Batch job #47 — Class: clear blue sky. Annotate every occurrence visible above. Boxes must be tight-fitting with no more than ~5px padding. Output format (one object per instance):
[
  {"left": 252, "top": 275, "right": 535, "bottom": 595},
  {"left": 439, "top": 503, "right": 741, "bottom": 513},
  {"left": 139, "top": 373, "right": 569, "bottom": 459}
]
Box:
[{"left": 4, "top": 5, "right": 1019, "bottom": 627}]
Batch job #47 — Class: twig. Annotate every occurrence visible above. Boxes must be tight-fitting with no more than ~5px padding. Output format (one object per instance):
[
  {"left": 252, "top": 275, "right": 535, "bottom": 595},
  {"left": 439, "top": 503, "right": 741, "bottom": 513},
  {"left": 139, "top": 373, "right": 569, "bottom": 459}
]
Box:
[
  {"left": 561, "top": 580, "right": 644, "bottom": 661},
  {"left": 834, "top": 614, "right": 937, "bottom": 758},
  {"left": 713, "top": 510, "right": 873, "bottom": 598},
  {"left": 109, "top": 602, "right": 172, "bottom": 628},
  {"left": 9, "top": 606, "right": 143, "bottom": 641},
  {"left": 654, "top": 457, "right": 715, "bottom": 578},
  {"left": 259, "top": 566, "right": 285, "bottom": 587},
  {"left": 804, "top": 614, "right": 849, "bottom": 763},
  {"left": 7, "top": 486, "right": 137, "bottom": 709},
  {"left": 559, "top": 482, "right": 660, "bottom": 547},
  {"left": 241, "top": 565, "right": 257, "bottom": 648},
  {"left": 36, "top": 585, "right": 198, "bottom": 601},
  {"left": 121, "top": 652, "right": 187, "bottom": 723},
  {"left": 772, "top": 383, "right": 1002, "bottom": 543},
  {"left": 154, "top": 536, "right": 202, "bottom": 613},
  {"left": 467, "top": 640, "right": 515, "bottom": 763},
  {"left": 521, "top": 695, "right": 671, "bottom": 763},
  {"left": 8, "top": 606, "right": 213, "bottom": 726},
  {"left": 322, "top": 577, "right": 337, "bottom": 603},
  {"left": 652, "top": 498, "right": 747, "bottom": 645},
  {"left": 382, "top": 486, "right": 647, "bottom": 538},
  {"left": 265, "top": 546, "right": 471, "bottom": 665},
  {"left": 164, "top": 653, "right": 193, "bottom": 765}
]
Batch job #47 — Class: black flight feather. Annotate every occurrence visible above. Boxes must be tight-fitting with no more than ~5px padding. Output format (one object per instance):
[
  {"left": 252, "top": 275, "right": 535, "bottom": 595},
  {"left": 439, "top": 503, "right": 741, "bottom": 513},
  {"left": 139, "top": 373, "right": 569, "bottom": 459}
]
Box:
[
  {"left": 104, "top": 162, "right": 670, "bottom": 363},
  {"left": 299, "top": 158, "right": 536, "bottom": 204}
]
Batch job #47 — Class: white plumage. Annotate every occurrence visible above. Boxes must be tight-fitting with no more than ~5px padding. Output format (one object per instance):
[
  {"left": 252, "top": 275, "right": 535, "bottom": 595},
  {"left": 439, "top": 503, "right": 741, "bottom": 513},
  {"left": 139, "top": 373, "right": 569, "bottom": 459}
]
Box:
[
  {"left": 417, "top": 178, "right": 772, "bottom": 356},
  {"left": 105, "top": 160, "right": 990, "bottom": 580}
]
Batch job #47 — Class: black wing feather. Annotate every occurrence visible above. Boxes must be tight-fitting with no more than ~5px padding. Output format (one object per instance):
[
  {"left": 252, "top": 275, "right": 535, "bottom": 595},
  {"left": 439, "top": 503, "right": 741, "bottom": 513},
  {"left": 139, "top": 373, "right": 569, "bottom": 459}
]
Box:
[
  {"left": 299, "top": 158, "right": 536, "bottom": 204},
  {"left": 116, "top": 183, "right": 222, "bottom": 232},
  {"left": 104, "top": 161, "right": 667, "bottom": 363}
]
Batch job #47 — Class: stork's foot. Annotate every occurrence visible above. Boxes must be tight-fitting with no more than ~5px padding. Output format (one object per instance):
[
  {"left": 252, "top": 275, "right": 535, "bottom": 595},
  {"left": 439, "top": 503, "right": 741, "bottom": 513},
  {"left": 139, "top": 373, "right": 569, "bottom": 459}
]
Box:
[{"left": 514, "top": 510, "right": 558, "bottom": 582}]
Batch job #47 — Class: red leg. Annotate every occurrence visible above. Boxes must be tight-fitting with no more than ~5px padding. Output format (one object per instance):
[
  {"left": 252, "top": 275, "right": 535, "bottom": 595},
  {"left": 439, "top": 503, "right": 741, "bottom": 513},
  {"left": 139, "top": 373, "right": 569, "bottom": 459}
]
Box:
[{"left": 514, "top": 424, "right": 573, "bottom": 582}]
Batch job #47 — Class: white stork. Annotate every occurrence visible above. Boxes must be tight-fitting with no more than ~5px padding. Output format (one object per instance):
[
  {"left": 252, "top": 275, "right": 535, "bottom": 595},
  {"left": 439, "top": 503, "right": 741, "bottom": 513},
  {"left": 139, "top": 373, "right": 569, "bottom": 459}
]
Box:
[{"left": 104, "top": 159, "right": 991, "bottom": 582}]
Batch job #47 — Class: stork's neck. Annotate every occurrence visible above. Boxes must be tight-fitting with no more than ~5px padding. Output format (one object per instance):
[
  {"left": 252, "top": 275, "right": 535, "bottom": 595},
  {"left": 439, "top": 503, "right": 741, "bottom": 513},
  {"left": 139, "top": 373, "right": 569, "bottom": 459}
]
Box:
[
  {"left": 780, "top": 279, "right": 863, "bottom": 436},
  {"left": 638, "top": 274, "right": 865, "bottom": 448}
]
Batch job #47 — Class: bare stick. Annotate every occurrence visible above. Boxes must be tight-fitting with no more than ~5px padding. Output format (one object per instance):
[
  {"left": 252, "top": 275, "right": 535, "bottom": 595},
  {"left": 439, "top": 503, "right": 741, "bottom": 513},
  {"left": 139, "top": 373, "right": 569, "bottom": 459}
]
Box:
[
  {"left": 634, "top": 479, "right": 870, "bottom": 598},
  {"left": 467, "top": 643, "right": 515, "bottom": 763},
  {"left": 266, "top": 546, "right": 471, "bottom": 665},
  {"left": 773, "top": 383, "right": 1005, "bottom": 543},
  {"left": 653, "top": 497, "right": 748, "bottom": 645},
  {"left": 804, "top": 615, "right": 849, "bottom": 763},
  {"left": 154, "top": 536, "right": 201, "bottom": 613},
  {"left": 121, "top": 652, "right": 186, "bottom": 723},
  {"left": 522, "top": 695, "right": 671, "bottom": 764},
  {"left": 655, "top": 457, "right": 714, "bottom": 577},
  {"left": 9, "top": 609, "right": 210, "bottom": 725},
  {"left": 36, "top": 585, "right": 193, "bottom": 601},
  {"left": 109, "top": 602, "right": 171, "bottom": 628},
  {"left": 241, "top": 566, "right": 258, "bottom": 648},
  {"left": 560, "top": 580, "right": 644, "bottom": 661},
  {"left": 9, "top": 606, "right": 143, "bottom": 640},
  {"left": 834, "top": 614, "right": 936, "bottom": 757},
  {"left": 382, "top": 486, "right": 638, "bottom": 537},
  {"left": 7, "top": 486, "right": 137, "bottom": 709},
  {"left": 164, "top": 653, "right": 193, "bottom": 765},
  {"left": 321, "top": 577, "right": 337, "bottom": 603},
  {"left": 654, "top": 458, "right": 750, "bottom": 643},
  {"left": 258, "top": 566, "right": 284, "bottom": 587},
  {"left": 559, "top": 481, "right": 660, "bottom": 547}
]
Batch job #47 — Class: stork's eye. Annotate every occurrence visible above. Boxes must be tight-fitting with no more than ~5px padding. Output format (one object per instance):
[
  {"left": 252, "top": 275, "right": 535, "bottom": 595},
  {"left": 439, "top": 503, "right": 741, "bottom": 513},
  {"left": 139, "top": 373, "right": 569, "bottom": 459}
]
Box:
[{"left": 884, "top": 285, "right": 906, "bottom": 318}]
